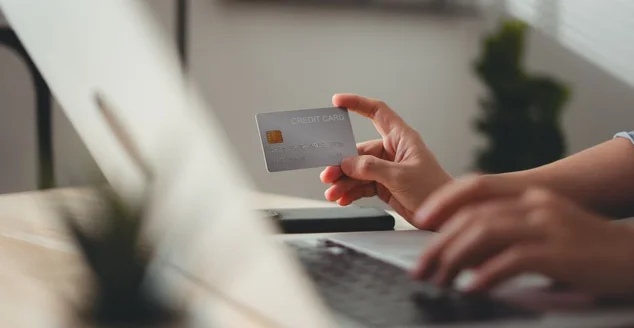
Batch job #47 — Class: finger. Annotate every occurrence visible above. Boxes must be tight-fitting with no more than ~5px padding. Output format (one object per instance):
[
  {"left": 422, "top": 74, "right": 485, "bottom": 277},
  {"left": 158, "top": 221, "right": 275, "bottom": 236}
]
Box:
[
  {"left": 357, "top": 139, "right": 384, "bottom": 158},
  {"left": 319, "top": 140, "right": 383, "bottom": 184},
  {"left": 414, "top": 175, "right": 524, "bottom": 231},
  {"left": 520, "top": 187, "right": 569, "bottom": 211},
  {"left": 466, "top": 244, "right": 551, "bottom": 293},
  {"left": 340, "top": 155, "right": 401, "bottom": 189},
  {"left": 433, "top": 208, "right": 537, "bottom": 286},
  {"left": 320, "top": 166, "right": 343, "bottom": 184},
  {"left": 388, "top": 200, "right": 416, "bottom": 224},
  {"left": 412, "top": 207, "right": 483, "bottom": 280},
  {"left": 337, "top": 184, "right": 377, "bottom": 206},
  {"left": 325, "top": 178, "right": 367, "bottom": 202},
  {"left": 332, "top": 94, "right": 406, "bottom": 138},
  {"left": 413, "top": 200, "right": 528, "bottom": 280}
]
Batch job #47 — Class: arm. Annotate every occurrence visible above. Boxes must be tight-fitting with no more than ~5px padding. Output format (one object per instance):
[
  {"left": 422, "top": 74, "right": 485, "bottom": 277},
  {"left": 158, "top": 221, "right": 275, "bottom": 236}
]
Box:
[
  {"left": 416, "top": 137, "right": 634, "bottom": 230},
  {"left": 497, "top": 137, "right": 634, "bottom": 218},
  {"left": 321, "top": 94, "right": 634, "bottom": 224}
]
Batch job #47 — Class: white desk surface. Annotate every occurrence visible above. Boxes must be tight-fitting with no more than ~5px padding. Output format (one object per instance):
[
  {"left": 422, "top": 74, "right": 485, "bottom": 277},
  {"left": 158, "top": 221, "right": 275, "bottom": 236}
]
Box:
[{"left": 0, "top": 187, "right": 414, "bottom": 326}]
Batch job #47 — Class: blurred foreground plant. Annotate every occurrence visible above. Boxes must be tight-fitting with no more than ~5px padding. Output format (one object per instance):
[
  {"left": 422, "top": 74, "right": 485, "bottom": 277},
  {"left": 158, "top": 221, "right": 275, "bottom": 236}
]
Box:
[{"left": 59, "top": 187, "right": 182, "bottom": 327}]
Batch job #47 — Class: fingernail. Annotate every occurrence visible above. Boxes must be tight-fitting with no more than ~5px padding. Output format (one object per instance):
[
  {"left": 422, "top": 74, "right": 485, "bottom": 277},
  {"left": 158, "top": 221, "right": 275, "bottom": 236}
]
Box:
[
  {"left": 324, "top": 188, "right": 336, "bottom": 202},
  {"left": 340, "top": 158, "right": 358, "bottom": 177},
  {"left": 413, "top": 260, "right": 433, "bottom": 280},
  {"left": 464, "top": 278, "right": 483, "bottom": 293},
  {"left": 464, "top": 283, "right": 479, "bottom": 293},
  {"left": 410, "top": 263, "right": 426, "bottom": 279},
  {"left": 340, "top": 157, "right": 353, "bottom": 169},
  {"left": 414, "top": 207, "right": 431, "bottom": 227}
]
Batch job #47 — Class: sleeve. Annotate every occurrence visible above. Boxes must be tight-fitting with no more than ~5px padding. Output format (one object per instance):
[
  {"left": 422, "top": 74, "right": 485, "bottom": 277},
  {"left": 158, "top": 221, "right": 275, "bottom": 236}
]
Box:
[{"left": 614, "top": 131, "right": 634, "bottom": 145}]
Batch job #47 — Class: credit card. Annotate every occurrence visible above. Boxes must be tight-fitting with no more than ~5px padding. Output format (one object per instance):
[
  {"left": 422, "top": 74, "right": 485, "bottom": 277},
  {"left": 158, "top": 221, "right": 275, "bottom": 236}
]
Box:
[{"left": 255, "top": 107, "right": 358, "bottom": 172}]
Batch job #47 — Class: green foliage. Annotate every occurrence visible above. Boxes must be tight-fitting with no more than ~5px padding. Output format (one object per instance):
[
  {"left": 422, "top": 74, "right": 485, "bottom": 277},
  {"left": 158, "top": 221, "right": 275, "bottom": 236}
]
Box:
[
  {"left": 60, "top": 187, "right": 180, "bottom": 325},
  {"left": 474, "top": 19, "right": 571, "bottom": 173}
]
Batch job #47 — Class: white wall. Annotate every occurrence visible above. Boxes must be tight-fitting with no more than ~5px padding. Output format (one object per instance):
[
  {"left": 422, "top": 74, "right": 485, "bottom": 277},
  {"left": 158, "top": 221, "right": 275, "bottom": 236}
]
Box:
[
  {"left": 2, "top": 1, "right": 631, "bottom": 203},
  {"left": 0, "top": 1, "right": 485, "bottom": 203},
  {"left": 0, "top": 1, "right": 176, "bottom": 193},
  {"left": 524, "top": 29, "right": 634, "bottom": 154},
  {"left": 485, "top": 1, "right": 634, "bottom": 156},
  {"left": 189, "top": 0, "right": 484, "bottom": 203},
  {"left": 0, "top": 7, "right": 102, "bottom": 193},
  {"left": 0, "top": 9, "right": 38, "bottom": 193},
  {"left": 0, "top": 46, "right": 37, "bottom": 193}
]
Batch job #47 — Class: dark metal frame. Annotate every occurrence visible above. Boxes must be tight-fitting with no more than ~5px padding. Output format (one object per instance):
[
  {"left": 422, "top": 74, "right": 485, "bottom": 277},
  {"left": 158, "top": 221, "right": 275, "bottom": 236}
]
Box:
[
  {"left": 0, "top": 0, "right": 188, "bottom": 190},
  {"left": 0, "top": 27, "right": 54, "bottom": 189},
  {"left": 177, "top": 0, "right": 189, "bottom": 69}
]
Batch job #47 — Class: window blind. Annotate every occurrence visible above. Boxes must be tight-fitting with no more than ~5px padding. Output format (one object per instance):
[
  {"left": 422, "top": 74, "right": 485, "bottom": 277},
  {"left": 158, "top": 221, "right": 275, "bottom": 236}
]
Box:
[{"left": 506, "top": 0, "right": 634, "bottom": 87}]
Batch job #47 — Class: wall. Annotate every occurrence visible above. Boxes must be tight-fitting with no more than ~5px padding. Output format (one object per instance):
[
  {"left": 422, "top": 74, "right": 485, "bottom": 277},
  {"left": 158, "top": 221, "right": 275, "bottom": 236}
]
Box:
[
  {"left": 486, "top": 1, "right": 634, "bottom": 156},
  {"left": 0, "top": 0, "right": 485, "bottom": 204},
  {"left": 0, "top": 8, "right": 104, "bottom": 192},
  {"left": 188, "top": 0, "right": 484, "bottom": 203},
  {"left": 0, "top": 1, "right": 177, "bottom": 193},
  {"left": 0, "top": 9, "right": 38, "bottom": 193},
  {"left": 1, "top": 1, "right": 631, "bottom": 204},
  {"left": 524, "top": 29, "right": 634, "bottom": 154},
  {"left": 52, "top": 0, "right": 179, "bottom": 188},
  {"left": 0, "top": 45, "right": 37, "bottom": 193}
]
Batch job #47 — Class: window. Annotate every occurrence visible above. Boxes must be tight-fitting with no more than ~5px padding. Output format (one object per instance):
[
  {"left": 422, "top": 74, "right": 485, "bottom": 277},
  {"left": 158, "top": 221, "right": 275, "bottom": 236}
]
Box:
[{"left": 506, "top": 0, "right": 634, "bottom": 87}]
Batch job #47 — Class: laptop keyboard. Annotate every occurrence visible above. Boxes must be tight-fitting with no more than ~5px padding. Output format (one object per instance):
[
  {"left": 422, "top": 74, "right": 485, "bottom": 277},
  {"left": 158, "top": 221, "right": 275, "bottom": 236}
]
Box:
[{"left": 287, "top": 240, "right": 536, "bottom": 327}]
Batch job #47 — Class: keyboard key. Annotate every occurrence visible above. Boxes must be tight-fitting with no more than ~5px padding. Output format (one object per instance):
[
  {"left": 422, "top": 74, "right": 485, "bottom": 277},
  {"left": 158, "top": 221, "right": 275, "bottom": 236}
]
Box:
[{"left": 286, "top": 240, "right": 537, "bottom": 327}]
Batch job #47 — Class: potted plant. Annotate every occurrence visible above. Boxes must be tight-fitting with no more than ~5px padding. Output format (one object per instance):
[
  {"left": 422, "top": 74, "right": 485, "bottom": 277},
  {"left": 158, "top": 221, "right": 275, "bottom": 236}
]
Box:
[{"left": 473, "top": 19, "right": 571, "bottom": 173}]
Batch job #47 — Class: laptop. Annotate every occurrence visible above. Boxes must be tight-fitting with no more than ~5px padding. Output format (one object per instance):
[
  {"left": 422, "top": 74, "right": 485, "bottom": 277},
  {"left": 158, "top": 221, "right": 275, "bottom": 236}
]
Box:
[{"left": 3, "top": 1, "right": 634, "bottom": 327}]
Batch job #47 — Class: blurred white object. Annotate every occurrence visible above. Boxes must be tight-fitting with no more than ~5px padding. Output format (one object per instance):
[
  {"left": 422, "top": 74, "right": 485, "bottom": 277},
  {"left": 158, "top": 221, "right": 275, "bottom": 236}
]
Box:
[{"left": 0, "top": 1, "right": 333, "bottom": 327}]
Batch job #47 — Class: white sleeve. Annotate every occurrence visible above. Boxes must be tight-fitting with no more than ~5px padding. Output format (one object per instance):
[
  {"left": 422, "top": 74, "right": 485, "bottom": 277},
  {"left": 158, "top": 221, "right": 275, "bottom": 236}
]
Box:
[{"left": 614, "top": 131, "right": 634, "bottom": 145}]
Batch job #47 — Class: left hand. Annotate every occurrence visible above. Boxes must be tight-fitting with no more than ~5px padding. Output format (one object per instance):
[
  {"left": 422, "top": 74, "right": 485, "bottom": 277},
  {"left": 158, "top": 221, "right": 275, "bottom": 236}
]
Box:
[{"left": 411, "top": 186, "right": 634, "bottom": 297}]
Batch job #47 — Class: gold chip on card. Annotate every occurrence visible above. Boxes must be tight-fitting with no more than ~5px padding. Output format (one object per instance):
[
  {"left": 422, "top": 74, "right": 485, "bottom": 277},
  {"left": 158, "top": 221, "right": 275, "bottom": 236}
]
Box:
[{"left": 266, "top": 130, "right": 283, "bottom": 144}]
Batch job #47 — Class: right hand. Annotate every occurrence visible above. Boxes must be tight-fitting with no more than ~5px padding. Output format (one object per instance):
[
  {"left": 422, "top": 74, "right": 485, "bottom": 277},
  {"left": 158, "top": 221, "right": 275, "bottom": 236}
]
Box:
[{"left": 320, "top": 94, "right": 452, "bottom": 225}]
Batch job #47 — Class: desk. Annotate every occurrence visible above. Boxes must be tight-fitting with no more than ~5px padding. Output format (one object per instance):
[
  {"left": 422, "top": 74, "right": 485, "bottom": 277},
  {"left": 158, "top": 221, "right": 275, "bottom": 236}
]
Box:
[
  {"left": 6, "top": 189, "right": 634, "bottom": 328},
  {"left": 0, "top": 188, "right": 414, "bottom": 249},
  {"left": 0, "top": 187, "right": 413, "bottom": 327}
]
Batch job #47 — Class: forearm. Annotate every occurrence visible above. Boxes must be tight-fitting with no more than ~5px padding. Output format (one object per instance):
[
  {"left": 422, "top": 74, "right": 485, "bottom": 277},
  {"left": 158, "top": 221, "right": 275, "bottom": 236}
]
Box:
[{"left": 492, "top": 138, "right": 634, "bottom": 218}]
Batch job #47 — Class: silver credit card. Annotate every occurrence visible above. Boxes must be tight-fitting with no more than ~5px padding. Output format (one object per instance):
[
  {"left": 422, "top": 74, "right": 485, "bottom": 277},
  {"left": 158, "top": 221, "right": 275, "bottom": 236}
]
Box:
[{"left": 255, "top": 107, "right": 358, "bottom": 172}]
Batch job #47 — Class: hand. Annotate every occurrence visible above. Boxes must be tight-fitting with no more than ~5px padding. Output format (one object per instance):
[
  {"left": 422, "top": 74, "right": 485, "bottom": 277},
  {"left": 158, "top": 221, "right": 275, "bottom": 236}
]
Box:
[
  {"left": 413, "top": 174, "right": 528, "bottom": 231},
  {"left": 320, "top": 94, "right": 451, "bottom": 224},
  {"left": 412, "top": 185, "right": 634, "bottom": 297}
]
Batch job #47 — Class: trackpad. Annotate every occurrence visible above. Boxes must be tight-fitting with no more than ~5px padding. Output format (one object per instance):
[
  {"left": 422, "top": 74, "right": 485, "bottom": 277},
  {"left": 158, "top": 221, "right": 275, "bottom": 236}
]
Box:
[{"left": 326, "top": 230, "right": 435, "bottom": 270}]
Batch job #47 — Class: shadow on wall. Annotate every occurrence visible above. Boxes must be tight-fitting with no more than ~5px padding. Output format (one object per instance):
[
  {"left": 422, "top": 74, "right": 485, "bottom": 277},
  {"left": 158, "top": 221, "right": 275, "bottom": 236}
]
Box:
[{"left": 525, "top": 28, "right": 634, "bottom": 154}]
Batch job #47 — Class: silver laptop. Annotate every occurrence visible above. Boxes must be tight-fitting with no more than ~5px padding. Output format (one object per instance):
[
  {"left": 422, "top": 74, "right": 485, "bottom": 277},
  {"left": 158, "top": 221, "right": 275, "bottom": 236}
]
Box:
[{"left": 3, "top": 1, "right": 634, "bottom": 327}]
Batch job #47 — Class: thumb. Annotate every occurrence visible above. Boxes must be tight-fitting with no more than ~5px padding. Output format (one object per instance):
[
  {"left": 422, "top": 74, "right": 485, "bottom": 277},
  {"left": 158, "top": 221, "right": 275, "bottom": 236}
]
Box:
[{"left": 340, "top": 155, "right": 399, "bottom": 187}]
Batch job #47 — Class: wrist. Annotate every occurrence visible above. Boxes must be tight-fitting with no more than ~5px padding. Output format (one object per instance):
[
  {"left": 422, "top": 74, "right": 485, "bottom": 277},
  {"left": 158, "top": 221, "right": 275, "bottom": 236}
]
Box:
[
  {"left": 621, "top": 222, "right": 634, "bottom": 235},
  {"left": 418, "top": 165, "right": 453, "bottom": 205}
]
